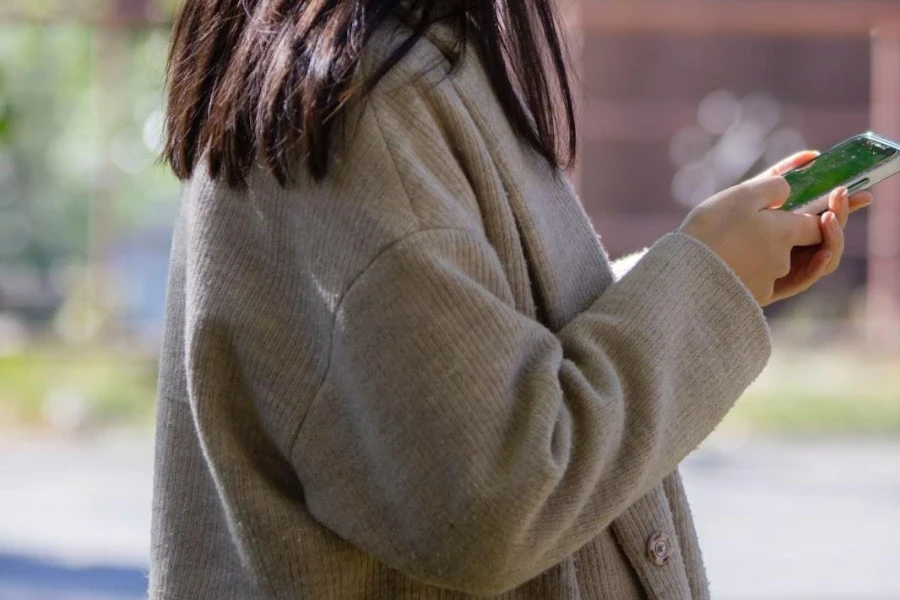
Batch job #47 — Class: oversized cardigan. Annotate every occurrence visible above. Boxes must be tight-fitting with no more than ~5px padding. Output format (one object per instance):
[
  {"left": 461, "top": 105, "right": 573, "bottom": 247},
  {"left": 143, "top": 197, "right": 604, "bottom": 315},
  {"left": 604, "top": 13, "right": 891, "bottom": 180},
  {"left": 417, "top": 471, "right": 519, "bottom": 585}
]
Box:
[{"left": 150, "top": 16, "right": 771, "bottom": 600}]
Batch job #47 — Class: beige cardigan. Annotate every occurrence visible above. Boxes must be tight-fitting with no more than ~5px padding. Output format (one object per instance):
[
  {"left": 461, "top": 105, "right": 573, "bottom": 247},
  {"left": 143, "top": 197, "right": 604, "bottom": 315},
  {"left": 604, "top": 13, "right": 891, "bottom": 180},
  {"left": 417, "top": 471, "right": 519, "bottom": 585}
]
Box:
[{"left": 150, "top": 18, "right": 771, "bottom": 600}]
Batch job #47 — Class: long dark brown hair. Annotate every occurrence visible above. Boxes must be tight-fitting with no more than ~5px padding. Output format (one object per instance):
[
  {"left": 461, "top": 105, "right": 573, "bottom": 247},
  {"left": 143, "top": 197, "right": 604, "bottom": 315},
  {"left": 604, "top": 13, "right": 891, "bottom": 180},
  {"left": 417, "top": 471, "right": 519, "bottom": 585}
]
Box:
[{"left": 163, "top": 0, "right": 577, "bottom": 187}]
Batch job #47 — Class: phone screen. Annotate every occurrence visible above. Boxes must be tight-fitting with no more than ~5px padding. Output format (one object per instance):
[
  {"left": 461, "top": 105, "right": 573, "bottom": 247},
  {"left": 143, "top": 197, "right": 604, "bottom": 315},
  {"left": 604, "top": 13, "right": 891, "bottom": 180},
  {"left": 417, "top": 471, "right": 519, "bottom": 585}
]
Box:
[{"left": 781, "top": 136, "right": 898, "bottom": 211}]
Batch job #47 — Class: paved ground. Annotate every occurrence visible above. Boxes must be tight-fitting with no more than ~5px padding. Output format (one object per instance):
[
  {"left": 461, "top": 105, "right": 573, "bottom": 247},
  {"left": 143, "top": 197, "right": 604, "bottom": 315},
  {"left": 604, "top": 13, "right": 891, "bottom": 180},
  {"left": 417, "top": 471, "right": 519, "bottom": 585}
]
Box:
[
  {"left": 682, "top": 436, "right": 900, "bottom": 600},
  {"left": 1, "top": 432, "right": 898, "bottom": 600}
]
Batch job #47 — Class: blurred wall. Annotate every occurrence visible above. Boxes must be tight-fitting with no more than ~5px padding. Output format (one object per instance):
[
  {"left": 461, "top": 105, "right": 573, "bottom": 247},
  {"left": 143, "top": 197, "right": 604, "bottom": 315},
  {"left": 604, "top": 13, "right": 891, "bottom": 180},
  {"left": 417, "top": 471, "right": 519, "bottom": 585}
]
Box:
[{"left": 577, "top": 30, "right": 873, "bottom": 318}]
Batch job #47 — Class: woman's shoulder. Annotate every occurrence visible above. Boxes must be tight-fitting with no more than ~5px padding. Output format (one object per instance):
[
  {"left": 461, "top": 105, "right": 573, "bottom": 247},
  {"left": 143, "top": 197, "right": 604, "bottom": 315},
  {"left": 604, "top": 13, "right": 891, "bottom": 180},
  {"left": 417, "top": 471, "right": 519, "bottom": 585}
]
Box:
[
  {"left": 178, "top": 18, "right": 503, "bottom": 289},
  {"left": 358, "top": 16, "right": 542, "bottom": 187},
  {"left": 322, "top": 18, "right": 497, "bottom": 229},
  {"left": 359, "top": 16, "right": 495, "bottom": 134}
]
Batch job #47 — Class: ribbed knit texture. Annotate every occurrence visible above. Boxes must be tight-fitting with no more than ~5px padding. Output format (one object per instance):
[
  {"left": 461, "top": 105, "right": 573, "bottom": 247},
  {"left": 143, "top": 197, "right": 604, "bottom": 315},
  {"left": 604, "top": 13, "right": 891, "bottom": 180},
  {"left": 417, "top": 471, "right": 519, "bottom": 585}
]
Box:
[{"left": 150, "top": 17, "right": 772, "bottom": 600}]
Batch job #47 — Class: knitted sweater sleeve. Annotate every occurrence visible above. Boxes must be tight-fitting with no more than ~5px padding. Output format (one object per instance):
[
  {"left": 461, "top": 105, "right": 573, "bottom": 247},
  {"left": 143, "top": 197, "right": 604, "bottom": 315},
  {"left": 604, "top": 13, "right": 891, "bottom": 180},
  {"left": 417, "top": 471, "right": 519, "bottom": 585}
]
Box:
[{"left": 292, "top": 223, "right": 771, "bottom": 596}]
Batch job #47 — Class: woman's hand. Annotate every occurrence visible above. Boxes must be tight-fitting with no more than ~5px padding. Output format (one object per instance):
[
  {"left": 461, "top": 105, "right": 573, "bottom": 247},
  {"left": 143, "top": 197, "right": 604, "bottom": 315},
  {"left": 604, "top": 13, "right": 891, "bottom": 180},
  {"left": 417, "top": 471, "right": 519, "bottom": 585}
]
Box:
[
  {"left": 679, "top": 174, "right": 821, "bottom": 305},
  {"left": 755, "top": 152, "right": 874, "bottom": 305},
  {"left": 679, "top": 150, "right": 873, "bottom": 307}
]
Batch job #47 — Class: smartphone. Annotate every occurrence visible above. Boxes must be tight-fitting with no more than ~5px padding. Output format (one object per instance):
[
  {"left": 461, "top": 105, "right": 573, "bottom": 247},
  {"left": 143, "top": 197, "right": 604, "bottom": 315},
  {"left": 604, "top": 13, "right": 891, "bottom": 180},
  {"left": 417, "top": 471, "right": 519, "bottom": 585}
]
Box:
[{"left": 780, "top": 132, "right": 900, "bottom": 214}]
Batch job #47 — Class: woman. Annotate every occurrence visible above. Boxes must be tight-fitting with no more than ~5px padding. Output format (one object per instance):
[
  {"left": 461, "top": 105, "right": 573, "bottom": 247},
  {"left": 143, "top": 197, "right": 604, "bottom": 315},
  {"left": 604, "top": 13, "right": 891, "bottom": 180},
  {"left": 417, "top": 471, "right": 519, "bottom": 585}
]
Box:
[{"left": 151, "top": 1, "right": 870, "bottom": 598}]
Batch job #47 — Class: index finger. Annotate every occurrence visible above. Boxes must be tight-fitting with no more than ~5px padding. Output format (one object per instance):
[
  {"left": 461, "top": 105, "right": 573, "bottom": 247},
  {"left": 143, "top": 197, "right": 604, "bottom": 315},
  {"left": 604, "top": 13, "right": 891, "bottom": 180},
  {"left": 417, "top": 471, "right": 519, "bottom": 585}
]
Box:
[
  {"left": 765, "top": 209, "right": 823, "bottom": 247},
  {"left": 759, "top": 150, "right": 820, "bottom": 178},
  {"left": 849, "top": 192, "right": 874, "bottom": 213},
  {"left": 741, "top": 175, "right": 792, "bottom": 210}
]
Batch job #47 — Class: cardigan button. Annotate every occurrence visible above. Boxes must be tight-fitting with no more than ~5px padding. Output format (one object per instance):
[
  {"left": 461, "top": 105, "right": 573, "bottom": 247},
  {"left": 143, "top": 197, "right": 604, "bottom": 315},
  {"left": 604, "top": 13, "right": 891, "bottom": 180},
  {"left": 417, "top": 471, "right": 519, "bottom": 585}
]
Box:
[{"left": 646, "top": 531, "right": 671, "bottom": 566}]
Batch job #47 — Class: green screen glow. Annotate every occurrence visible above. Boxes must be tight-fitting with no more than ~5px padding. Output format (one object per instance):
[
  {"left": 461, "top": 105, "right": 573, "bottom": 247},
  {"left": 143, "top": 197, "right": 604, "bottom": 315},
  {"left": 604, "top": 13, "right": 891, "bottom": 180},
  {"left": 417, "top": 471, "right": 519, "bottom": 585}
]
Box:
[{"left": 781, "top": 137, "right": 897, "bottom": 211}]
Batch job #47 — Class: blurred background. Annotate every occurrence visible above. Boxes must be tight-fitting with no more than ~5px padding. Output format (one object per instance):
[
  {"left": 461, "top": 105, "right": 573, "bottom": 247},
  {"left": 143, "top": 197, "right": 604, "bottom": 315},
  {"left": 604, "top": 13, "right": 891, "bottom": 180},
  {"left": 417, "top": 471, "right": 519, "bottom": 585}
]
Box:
[{"left": 0, "top": 0, "right": 898, "bottom": 599}]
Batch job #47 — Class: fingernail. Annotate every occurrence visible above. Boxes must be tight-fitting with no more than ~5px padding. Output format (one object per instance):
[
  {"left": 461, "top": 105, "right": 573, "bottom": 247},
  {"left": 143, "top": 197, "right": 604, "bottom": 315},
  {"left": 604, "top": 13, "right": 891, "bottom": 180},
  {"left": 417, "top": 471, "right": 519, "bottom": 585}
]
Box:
[{"left": 821, "top": 252, "right": 834, "bottom": 267}]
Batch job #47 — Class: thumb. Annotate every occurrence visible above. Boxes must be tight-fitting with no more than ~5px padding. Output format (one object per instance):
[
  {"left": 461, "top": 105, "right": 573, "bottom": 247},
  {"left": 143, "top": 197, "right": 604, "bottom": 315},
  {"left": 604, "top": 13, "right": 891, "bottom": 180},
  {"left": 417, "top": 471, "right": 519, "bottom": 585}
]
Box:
[{"left": 743, "top": 175, "right": 792, "bottom": 210}]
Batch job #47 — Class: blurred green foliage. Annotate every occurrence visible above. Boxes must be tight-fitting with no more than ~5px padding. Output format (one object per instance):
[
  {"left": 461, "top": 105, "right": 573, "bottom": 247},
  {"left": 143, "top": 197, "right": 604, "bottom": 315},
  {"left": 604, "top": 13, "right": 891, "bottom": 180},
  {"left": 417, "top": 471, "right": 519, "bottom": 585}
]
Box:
[
  {"left": 0, "top": 96, "right": 9, "bottom": 141},
  {"left": 0, "top": 17, "right": 176, "bottom": 430},
  {"left": 0, "top": 347, "right": 157, "bottom": 430},
  {"left": 723, "top": 346, "right": 900, "bottom": 436},
  {"left": 0, "top": 23, "right": 178, "bottom": 278},
  {"left": 733, "top": 390, "right": 900, "bottom": 435},
  {"left": 2, "top": 0, "right": 182, "bottom": 22}
]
